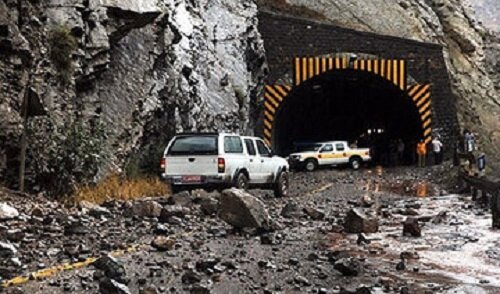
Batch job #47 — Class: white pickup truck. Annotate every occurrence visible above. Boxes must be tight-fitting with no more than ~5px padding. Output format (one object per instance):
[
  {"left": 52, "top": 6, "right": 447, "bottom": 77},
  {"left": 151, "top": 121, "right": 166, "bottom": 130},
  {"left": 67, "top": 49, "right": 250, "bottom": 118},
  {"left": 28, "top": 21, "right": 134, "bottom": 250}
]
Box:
[
  {"left": 288, "top": 141, "right": 371, "bottom": 171},
  {"left": 161, "top": 133, "right": 290, "bottom": 197}
]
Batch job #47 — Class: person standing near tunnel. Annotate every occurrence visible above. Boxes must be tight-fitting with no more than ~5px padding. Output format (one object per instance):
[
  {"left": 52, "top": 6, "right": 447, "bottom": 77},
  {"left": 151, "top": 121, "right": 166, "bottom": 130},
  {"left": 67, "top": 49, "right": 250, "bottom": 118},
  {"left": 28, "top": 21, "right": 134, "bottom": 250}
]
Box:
[
  {"left": 432, "top": 137, "right": 444, "bottom": 165},
  {"left": 416, "top": 139, "right": 427, "bottom": 168}
]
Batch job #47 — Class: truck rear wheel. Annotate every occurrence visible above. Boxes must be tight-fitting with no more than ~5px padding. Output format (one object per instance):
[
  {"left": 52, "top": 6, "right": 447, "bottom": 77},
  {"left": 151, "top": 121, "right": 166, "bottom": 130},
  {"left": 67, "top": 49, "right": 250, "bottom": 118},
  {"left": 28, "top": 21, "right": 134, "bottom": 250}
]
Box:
[
  {"left": 350, "top": 157, "right": 362, "bottom": 170},
  {"left": 274, "top": 171, "right": 289, "bottom": 197},
  {"left": 234, "top": 172, "right": 249, "bottom": 190}
]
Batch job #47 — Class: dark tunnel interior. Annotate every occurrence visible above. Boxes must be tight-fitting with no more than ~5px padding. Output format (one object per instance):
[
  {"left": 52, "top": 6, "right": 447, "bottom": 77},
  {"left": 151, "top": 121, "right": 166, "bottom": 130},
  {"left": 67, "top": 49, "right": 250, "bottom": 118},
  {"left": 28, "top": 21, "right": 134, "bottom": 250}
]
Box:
[{"left": 273, "top": 69, "right": 424, "bottom": 164}]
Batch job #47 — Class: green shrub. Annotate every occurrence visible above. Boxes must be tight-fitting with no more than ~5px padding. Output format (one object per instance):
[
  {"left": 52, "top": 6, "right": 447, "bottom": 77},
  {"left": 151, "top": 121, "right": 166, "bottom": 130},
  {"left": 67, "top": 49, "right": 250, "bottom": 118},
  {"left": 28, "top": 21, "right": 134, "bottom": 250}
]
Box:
[
  {"left": 48, "top": 25, "right": 78, "bottom": 85},
  {"left": 28, "top": 118, "right": 108, "bottom": 197}
]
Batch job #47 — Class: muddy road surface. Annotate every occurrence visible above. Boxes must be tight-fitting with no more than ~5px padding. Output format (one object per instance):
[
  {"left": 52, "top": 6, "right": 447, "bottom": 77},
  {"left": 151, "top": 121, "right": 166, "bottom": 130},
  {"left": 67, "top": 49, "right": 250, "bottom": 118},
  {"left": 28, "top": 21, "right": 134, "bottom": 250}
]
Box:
[{"left": 1, "top": 165, "right": 499, "bottom": 293}]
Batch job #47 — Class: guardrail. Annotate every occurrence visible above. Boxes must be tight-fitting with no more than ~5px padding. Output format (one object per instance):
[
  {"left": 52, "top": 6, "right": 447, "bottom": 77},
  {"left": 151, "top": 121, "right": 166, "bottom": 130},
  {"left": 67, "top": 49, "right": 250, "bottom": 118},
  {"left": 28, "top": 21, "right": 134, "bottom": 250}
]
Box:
[{"left": 459, "top": 170, "right": 500, "bottom": 228}]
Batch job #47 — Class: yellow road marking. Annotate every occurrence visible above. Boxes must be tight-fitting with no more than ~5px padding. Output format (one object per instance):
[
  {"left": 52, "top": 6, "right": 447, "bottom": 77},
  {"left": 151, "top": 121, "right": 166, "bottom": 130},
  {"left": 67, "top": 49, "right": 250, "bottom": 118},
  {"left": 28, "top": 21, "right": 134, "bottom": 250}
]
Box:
[
  {"left": 306, "top": 183, "right": 334, "bottom": 197},
  {"left": 2, "top": 245, "right": 141, "bottom": 288}
]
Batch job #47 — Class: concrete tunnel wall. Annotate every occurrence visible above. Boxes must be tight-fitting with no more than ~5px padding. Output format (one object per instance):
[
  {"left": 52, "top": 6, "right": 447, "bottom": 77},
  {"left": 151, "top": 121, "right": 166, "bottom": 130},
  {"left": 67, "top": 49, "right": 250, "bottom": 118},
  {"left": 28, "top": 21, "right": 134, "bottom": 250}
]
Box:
[{"left": 257, "top": 11, "right": 460, "bottom": 157}]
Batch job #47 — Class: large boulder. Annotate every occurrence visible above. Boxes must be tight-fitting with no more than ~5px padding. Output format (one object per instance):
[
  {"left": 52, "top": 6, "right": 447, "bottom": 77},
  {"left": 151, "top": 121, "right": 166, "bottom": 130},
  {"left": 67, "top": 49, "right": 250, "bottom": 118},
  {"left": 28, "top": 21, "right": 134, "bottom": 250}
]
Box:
[
  {"left": 219, "top": 188, "right": 271, "bottom": 229},
  {"left": 344, "top": 208, "right": 379, "bottom": 234},
  {"left": 0, "top": 203, "right": 19, "bottom": 220}
]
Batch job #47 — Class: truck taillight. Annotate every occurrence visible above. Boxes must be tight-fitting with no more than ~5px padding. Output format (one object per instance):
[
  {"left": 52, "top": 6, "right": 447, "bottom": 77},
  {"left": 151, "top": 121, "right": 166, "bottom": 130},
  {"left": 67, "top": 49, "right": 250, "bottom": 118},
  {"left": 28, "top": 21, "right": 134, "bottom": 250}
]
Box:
[
  {"left": 160, "top": 158, "right": 166, "bottom": 170},
  {"left": 218, "top": 158, "right": 225, "bottom": 173},
  {"left": 365, "top": 151, "right": 369, "bottom": 156}
]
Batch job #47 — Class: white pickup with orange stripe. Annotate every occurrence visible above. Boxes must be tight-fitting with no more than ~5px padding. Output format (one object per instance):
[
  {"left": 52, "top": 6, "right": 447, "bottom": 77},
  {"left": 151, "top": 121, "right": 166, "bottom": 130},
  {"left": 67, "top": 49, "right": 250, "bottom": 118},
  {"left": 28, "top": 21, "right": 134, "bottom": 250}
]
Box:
[{"left": 288, "top": 141, "right": 371, "bottom": 171}]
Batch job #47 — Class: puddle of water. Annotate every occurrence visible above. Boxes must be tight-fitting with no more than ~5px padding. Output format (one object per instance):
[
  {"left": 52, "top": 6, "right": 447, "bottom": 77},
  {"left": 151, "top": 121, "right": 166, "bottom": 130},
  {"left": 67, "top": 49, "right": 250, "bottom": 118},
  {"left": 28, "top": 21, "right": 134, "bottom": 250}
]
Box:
[
  {"left": 381, "top": 195, "right": 500, "bottom": 288},
  {"left": 365, "top": 180, "right": 436, "bottom": 197}
]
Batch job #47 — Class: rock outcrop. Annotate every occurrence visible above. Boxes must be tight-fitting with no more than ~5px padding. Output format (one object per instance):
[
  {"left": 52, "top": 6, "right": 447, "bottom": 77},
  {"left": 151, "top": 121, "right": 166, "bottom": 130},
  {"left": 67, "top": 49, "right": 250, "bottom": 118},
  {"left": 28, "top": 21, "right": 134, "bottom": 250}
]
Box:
[{"left": 0, "top": 0, "right": 266, "bottom": 191}]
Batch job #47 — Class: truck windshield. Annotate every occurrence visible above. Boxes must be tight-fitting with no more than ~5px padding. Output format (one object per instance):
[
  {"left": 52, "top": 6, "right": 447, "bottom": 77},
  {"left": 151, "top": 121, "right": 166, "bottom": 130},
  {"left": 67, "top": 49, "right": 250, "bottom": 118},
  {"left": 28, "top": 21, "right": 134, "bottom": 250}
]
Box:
[
  {"left": 293, "top": 143, "right": 322, "bottom": 152},
  {"left": 168, "top": 135, "right": 218, "bottom": 155}
]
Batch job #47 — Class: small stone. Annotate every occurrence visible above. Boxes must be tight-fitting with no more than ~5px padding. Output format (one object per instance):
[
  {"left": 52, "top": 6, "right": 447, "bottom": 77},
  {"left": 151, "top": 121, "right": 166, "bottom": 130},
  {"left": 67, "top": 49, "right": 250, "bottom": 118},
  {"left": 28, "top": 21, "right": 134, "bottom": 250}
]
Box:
[
  {"left": 403, "top": 217, "right": 421, "bottom": 237},
  {"left": 151, "top": 236, "right": 175, "bottom": 251},
  {"left": 181, "top": 270, "right": 202, "bottom": 284},
  {"left": 294, "top": 275, "right": 311, "bottom": 286},
  {"left": 280, "top": 202, "right": 303, "bottom": 218},
  {"left": 344, "top": 208, "right": 379, "bottom": 234},
  {"left": 360, "top": 193, "right": 374, "bottom": 207},
  {"left": 168, "top": 191, "right": 193, "bottom": 207},
  {"left": 288, "top": 258, "right": 300, "bottom": 266},
  {"left": 196, "top": 258, "right": 220, "bottom": 272},
  {"left": 140, "top": 285, "right": 159, "bottom": 294},
  {"left": 126, "top": 201, "right": 163, "bottom": 218},
  {"left": 396, "top": 259, "right": 406, "bottom": 271},
  {"left": 200, "top": 197, "right": 219, "bottom": 215},
  {"left": 94, "top": 255, "right": 128, "bottom": 284},
  {"left": 64, "top": 223, "right": 90, "bottom": 235},
  {"left": 0, "top": 203, "right": 19, "bottom": 220},
  {"left": 400, "top": 251, "right": 419, "bottom": 260},
  {"left": 356, "top": 233, "right": 371, "bottom": 245},
  {"left": 303, "top": 207, "right": 325, "bottom": 220},
  {"left": 99, "top": 278, "right": 131, "bottom": 294},
  {"left": 260, "top": 233, "right": 275, "bottom": 245},
  {"left": 334, "top": 258, "right": 361, "bottom": 276},
  {"left": 160, "top": 206, "right": 190, "bottom": 221},
  {"left": 0, "top": 241, "right": 17, "bottom": 257}
]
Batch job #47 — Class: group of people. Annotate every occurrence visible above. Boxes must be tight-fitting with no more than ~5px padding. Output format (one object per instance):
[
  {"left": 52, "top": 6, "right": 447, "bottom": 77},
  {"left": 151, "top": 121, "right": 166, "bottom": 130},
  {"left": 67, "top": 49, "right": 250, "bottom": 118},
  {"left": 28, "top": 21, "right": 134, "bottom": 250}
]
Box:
[
  {"left": 416, "top": 137, "right": 443, "bottom": 167},
  {"left": 462, "top": 130, "right": 476, "bottom": 153}
]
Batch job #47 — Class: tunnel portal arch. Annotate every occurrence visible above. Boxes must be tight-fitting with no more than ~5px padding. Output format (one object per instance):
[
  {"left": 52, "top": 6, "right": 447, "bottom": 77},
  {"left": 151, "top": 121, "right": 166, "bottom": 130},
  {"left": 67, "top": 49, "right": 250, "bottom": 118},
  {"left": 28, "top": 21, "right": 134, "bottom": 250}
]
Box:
[
  {"left": 258, "top": 12, "right": 460, "bottom": 158},
  {"left": 263, "top": 57, "right": 432, "bottom": 157}
]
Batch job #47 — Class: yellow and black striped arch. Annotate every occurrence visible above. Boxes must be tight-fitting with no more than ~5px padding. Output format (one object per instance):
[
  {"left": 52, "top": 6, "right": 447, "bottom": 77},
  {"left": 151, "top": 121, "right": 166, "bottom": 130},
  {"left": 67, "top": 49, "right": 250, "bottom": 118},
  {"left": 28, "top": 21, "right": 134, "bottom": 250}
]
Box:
[
  {"left": 263, "top": 84, "right": 291, "bottom": 146},
  {"left": 263, "top": 58, "right": 432, "bottom": 148},
  {"left": 407, "top": 84, "right": 432, "bottom": 144},
  {"left": 294, "top": 57, "right": 407, "bottom": 90}
]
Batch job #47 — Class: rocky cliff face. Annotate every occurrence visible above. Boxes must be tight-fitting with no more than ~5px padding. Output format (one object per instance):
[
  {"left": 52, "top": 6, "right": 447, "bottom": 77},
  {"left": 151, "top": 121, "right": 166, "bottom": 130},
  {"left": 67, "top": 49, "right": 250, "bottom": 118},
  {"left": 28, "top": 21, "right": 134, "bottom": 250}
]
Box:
[
  {"left": 264, "top": 0, "right": 500, "bottom": 172},
  {"left": 0, "top": 0, "right": 266, "bottom": 190}
]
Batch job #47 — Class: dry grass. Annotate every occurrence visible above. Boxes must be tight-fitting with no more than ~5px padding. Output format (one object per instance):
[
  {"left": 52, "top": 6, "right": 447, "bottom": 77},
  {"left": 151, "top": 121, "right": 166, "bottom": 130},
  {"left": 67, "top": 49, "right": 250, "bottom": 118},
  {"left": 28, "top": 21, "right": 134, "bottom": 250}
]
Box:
[{"left": 71, "top": 174, "right": 170, "bottom": 204}]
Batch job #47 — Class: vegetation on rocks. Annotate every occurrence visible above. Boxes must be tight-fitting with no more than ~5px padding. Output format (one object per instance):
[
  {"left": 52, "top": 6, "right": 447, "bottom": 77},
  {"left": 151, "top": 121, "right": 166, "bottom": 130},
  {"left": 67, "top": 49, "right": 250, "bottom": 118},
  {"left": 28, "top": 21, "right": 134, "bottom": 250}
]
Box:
[
  {"left": 48, "top": 25, "right": 78, "bottom": 85},
  {"left": 28, "top": 118, "right": 107, "bottom": 197}
]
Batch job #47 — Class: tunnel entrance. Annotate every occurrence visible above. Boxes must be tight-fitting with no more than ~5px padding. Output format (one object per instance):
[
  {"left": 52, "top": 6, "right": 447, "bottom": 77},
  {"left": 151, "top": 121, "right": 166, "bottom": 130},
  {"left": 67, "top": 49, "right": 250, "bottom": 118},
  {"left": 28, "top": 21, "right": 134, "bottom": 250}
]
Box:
[{"left": 273, "top": 69, "right": 424, "bottom": 165}]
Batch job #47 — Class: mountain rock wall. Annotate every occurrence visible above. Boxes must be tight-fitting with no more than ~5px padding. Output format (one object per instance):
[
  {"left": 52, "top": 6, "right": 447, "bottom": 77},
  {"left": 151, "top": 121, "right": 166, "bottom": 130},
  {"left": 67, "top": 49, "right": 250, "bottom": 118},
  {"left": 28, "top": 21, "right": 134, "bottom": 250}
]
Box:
[{"left": 0, "top": 0, "right": 266, "bottom": 190}]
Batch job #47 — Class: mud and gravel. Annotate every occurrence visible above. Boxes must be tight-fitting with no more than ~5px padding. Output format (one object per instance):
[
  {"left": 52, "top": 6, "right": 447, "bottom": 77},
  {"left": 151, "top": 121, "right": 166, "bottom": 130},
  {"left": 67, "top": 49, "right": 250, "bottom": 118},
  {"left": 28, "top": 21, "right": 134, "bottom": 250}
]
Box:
[{"left": 1, "top": 164, "right": 499, "bottom": 293}]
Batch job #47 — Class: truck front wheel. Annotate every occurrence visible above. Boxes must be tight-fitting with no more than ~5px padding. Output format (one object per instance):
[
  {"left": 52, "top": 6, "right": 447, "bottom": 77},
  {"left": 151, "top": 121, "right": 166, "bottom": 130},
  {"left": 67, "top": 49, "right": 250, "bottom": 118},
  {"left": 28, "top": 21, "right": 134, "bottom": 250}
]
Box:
[
  {"left": 274, "top": 171, "right": 289, "bottom": 197},
  {"left": 305, "top": 159, "right": 318, "bottom": 172}
]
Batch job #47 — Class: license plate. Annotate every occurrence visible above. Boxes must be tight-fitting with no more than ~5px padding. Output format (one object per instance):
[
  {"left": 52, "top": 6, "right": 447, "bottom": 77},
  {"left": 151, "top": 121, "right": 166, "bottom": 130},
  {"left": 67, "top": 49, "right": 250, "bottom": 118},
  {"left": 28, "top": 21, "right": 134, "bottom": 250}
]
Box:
[{"left": 181, "top": 175, "right": 202, "bottom": 184}]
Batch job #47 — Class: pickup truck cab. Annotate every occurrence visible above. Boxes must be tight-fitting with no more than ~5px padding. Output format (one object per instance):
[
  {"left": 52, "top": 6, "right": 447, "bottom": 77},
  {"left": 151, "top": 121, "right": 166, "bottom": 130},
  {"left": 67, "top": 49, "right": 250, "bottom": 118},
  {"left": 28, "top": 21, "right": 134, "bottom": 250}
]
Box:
[
  {"left": 288, "top": 141, "right": 371, "bottom": 171},
  {"left": 161, "top": 133, "right": 289, "bottom": 197}
]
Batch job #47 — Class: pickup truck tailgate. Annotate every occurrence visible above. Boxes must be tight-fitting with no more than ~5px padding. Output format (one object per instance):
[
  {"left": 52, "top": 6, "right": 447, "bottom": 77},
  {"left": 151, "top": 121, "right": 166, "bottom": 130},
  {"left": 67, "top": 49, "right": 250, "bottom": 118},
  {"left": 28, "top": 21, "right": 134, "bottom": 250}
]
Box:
[{"left": 166, "top": 156, "right": 217, "bottom": 175}]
